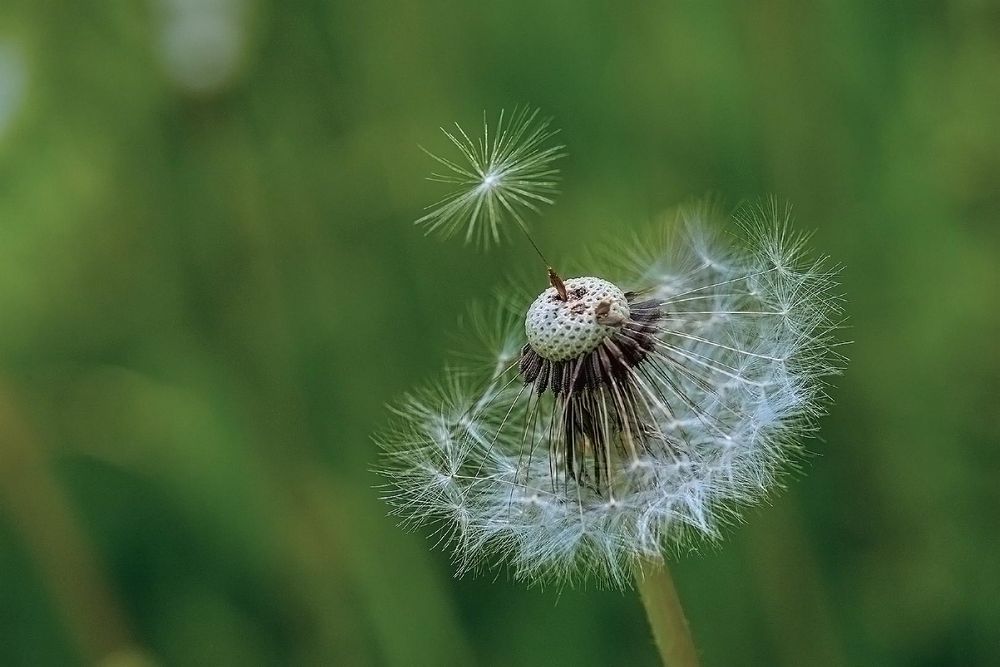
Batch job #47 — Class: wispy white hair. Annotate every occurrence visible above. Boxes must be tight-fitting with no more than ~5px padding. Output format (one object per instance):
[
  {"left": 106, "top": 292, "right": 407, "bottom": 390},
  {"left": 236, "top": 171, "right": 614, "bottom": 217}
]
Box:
[{"left": 379, "top": 201, "right": 844, "bottom": 588}]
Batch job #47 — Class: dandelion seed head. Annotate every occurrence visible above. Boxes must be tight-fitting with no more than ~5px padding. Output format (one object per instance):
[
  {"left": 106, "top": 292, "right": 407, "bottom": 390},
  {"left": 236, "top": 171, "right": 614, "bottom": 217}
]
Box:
[
  {"left": 380, "top": 203, "right": 844, "bottom": 587},
  {"left": 386, "top": 111, "right": 844, "bottom": 588}
]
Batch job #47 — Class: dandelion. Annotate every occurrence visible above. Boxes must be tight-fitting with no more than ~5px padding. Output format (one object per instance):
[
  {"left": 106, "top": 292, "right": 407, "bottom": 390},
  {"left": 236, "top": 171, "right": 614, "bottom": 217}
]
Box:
[
  {"left": 380, "top": 111, "right": 843, "bottom": 666},
  {"left": 415, "top": 106, "right": 566, "bottom": 248}
]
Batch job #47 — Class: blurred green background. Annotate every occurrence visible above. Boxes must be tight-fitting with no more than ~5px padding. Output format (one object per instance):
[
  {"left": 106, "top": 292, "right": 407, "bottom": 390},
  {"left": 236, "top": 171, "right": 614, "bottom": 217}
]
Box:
[{"left": 0, "top": 1, "right": 997, "bottom": 665}]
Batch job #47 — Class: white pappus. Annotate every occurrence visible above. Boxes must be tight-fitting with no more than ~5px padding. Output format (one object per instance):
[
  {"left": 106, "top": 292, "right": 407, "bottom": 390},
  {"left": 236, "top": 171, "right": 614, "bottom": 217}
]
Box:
[{"left": 380, "top": 112, "right": 843, "bottom": 589}]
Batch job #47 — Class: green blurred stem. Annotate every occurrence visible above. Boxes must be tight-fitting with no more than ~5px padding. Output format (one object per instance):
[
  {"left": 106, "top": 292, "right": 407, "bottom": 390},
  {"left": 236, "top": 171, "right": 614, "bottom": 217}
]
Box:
[
  {"left": 635, "top": 560, "right": 700, "bottom": 667},
  {"left": 0, "top": 380, "right": 146, "bottom": 665}
]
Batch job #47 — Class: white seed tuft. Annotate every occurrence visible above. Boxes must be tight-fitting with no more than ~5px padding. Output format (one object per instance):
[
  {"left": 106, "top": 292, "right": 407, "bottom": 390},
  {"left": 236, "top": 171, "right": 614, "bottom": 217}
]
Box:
[
  {"left": 415, "top": 107, "right": 566, "bottom": 247},
  {"left": 379, "top": 201, "right": 845, "bottom": 588}
]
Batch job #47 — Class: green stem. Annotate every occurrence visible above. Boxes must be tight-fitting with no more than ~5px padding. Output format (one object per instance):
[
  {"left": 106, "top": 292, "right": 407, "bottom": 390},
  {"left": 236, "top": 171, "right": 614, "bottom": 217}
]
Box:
[{"left": 635, "top": 559, "right": 701, "bottom": 667}]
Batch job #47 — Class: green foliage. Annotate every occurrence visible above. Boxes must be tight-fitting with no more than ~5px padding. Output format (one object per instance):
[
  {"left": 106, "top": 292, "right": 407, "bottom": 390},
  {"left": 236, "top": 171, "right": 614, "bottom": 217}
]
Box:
[{"left": 0, "top": 1, "right": 997, "bottom": 665}]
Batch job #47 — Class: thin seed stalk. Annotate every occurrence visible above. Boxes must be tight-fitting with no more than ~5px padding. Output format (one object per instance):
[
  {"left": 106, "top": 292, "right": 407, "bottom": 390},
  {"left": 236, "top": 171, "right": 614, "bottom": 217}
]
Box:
[{"left": 635, "top": 559, "right": 700, "bottom": 667}]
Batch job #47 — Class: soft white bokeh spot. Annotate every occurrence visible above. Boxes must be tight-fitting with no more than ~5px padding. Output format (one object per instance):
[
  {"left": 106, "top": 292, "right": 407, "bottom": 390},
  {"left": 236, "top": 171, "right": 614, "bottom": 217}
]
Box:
[
  {"left": 0, "top": 40, "right": 28, "bottom": 140},
  {"left": 156, "top": 0, "right": 249, "bottom": 94}
]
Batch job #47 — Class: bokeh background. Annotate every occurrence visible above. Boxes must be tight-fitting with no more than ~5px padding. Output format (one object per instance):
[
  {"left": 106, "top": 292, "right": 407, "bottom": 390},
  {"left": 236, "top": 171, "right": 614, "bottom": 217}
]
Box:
[{"left": 0, "top": 1, "right": 997, "bottom": 665}]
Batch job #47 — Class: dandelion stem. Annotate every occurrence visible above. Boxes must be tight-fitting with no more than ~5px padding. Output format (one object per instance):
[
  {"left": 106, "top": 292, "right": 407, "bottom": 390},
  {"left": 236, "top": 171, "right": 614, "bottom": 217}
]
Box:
[{"left": 635, "top": 559, "right": 700, "bottom": 667}]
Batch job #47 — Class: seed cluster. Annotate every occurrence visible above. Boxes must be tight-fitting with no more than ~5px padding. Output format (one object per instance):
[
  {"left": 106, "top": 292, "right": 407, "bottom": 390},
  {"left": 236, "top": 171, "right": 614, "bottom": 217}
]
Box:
[
  {"left": 381, "top": 190, "right": 843, "bottom": 587},
  {"left": 524, "top": 276, "right": 630, "bottom": 361}
]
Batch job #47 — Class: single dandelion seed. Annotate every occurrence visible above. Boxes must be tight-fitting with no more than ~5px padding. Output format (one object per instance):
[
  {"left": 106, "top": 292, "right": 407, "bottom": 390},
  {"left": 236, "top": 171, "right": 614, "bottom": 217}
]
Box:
[{"left": 415, "top": 106, "right": 566, "bottom": 250}]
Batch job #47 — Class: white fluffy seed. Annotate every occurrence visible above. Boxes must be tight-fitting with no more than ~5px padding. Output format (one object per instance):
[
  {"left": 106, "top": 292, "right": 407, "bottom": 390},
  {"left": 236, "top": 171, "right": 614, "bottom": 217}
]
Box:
[{"left": 525, "top": 276, "right": 630, "bottom": 361}]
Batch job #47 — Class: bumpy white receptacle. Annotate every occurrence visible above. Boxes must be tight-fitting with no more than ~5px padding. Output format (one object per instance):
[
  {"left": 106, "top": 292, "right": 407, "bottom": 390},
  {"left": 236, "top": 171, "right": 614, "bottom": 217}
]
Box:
[{"left": 525, "top": 276, "right": 630, "bottom": 362}]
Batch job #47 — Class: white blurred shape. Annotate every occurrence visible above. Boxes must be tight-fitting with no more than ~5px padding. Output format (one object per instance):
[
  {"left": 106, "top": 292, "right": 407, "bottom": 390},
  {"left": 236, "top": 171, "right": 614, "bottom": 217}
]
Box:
[
  {"left": 156, "top": 0, "right": 248, "bottom": 94},
  {"left": 0, "top": 40, "right": 28, "bottom": 139}
]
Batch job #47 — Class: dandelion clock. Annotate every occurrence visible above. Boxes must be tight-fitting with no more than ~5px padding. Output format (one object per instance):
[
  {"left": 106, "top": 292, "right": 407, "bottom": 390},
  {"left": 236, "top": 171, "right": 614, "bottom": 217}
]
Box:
[{"left": 376, "top": 108, "right": 844, "bottom": 666}]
